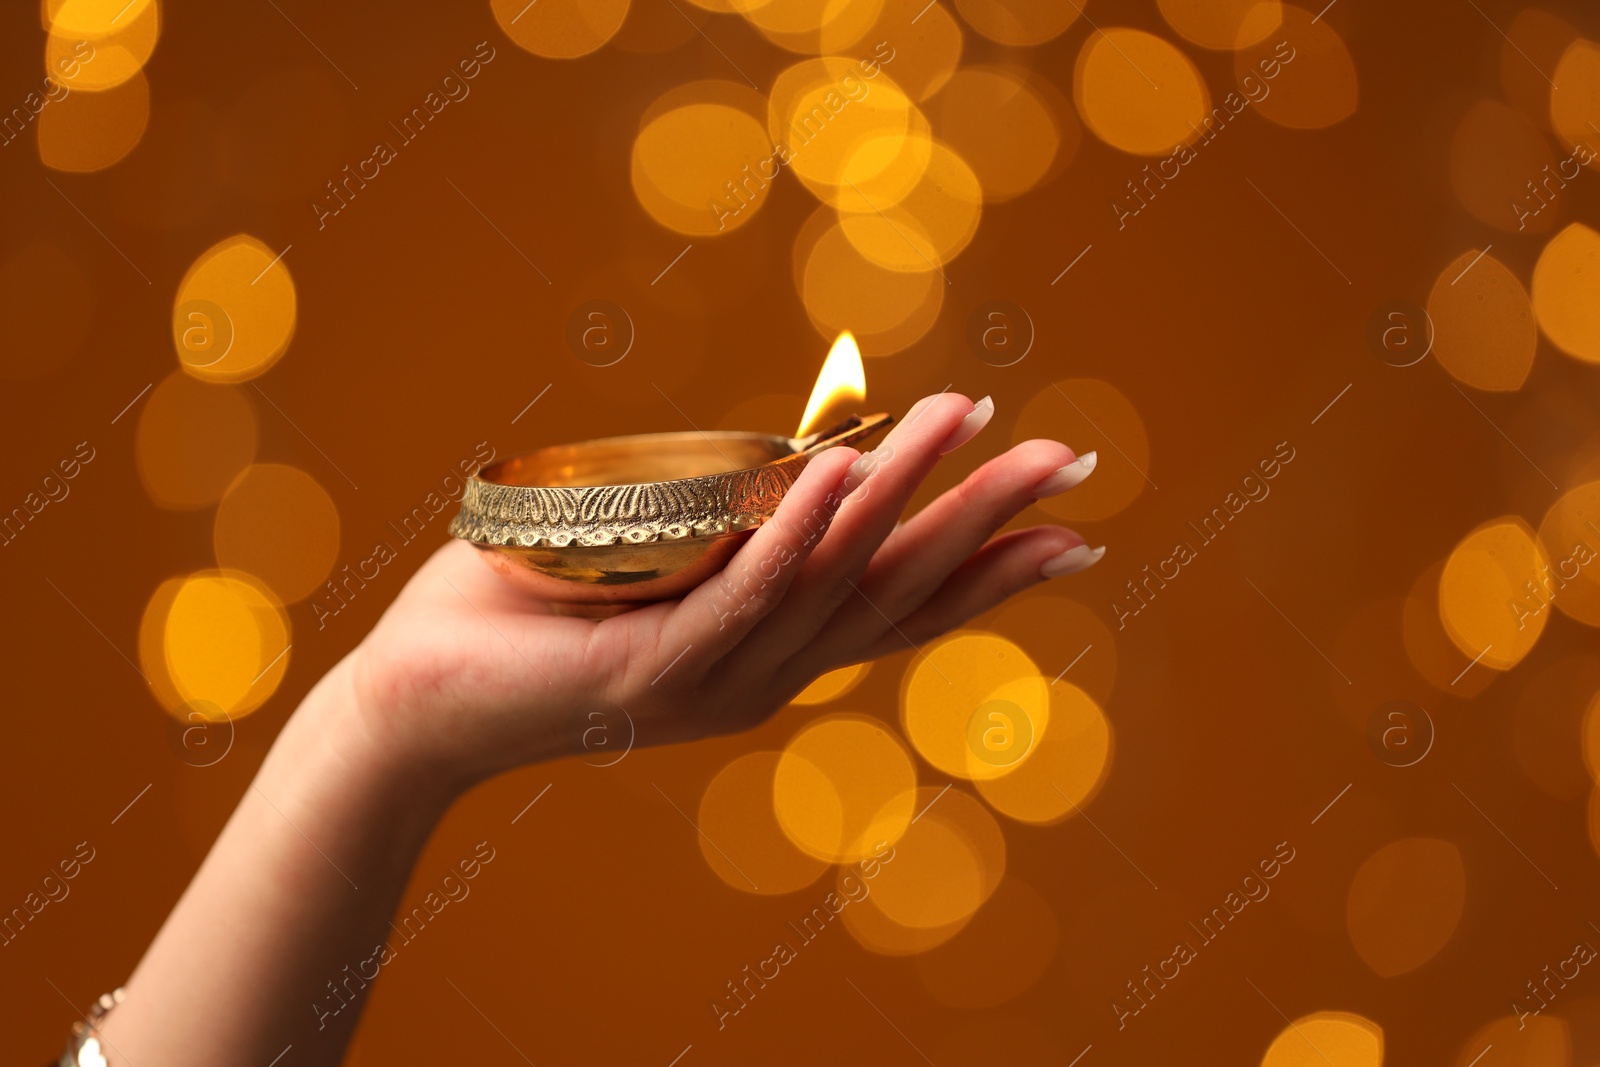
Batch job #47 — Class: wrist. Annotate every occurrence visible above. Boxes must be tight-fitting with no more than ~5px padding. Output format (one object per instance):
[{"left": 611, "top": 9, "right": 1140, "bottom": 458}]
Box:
[
  {"left": 265, "top": 656, "right": 461, "bottom": 836},
  {"left": 340, "top": 631, "right": 586, "bottom": 791}
]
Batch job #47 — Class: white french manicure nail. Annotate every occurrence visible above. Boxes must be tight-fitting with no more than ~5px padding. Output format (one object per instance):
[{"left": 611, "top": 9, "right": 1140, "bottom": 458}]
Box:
[
  {"left": 1033, "top": 452, "right": 1097, "bottom": 498},
  {"left": 938, "top": 396, "right": 993, "bottom": 455},
  {"left": 847, "top": 448, "right": 882, "bottom": 485},
  {"left": 1041, "top": 544, "right": 1105, "bottom": 578}
]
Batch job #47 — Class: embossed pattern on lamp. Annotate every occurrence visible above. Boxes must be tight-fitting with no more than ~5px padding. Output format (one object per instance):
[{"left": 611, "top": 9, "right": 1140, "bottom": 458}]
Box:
[{"left": 450, "top": 334, "right": 888, "bottom": 615}]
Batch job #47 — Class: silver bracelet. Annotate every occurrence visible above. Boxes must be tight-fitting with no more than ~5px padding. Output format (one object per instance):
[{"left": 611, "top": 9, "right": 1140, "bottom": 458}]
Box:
[{"left": 59, "top": 987, "right": 124, "bottom": 1067}]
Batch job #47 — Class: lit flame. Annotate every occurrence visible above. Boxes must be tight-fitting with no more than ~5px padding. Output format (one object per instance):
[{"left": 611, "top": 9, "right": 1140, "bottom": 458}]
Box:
[{"left": 796, "top": 331, "right": 866, "bottom": 438}]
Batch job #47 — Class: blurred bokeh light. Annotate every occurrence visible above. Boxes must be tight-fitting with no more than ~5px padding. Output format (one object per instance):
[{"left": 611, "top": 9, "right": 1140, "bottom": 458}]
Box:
[
  {"left": 146, "top": 569, "right": 290, "bottom": 719},
  {"left": 902, "top": 630, "right": 1048, "bottom": 781},
  {"left": 173, "top": 235, "right": 297, "bottom": 383},
  {"left": 212, "top": 464, "right": 340, "bottom": 605},
  {"left": 1346, "top": 837, "right": 1466, "bottom": 977},
  {"left": 1533, "top": 223, "right": 1600, "bottom": 364},
  {"left": 697, "top": 750, "right": 830, "bottom": 894},
  {"left": 1426, "top": 247, "right": 1537, "bottom": 391},
  {"left": 774, "top": 714, "right": 916, "bottom": 862},
  {"left": 1074, "top": 28, "right": 1209, "bottom": 156},
  {"left": 863, "top": 785, "right": 1004, "bottom": 929},
  {"left": 491, "top": 0, "right": 629, "bottom": 58},
  {"left": 1438, "top": 518, "right": 1550, "bottom": 671},
  {"left": 1260, "top": 1011, "right": 1382, "bottom": 1067},
  {"left": 135, "top": 372, "right": 259, "bottom": 509},
  {"left": 45, "top": 0, "right": 160, "bottom": 92}
]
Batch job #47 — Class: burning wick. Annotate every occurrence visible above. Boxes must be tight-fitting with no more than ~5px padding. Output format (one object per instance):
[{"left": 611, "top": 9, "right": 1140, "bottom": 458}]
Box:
[{"left": 795, "top": 331, "right": 866, "bottom": 439}]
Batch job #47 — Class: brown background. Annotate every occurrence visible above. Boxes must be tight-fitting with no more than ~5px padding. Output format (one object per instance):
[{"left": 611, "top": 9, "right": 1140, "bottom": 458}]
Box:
[{"left": 4, "top": 0, "right": 1600, "bottom": 1063}]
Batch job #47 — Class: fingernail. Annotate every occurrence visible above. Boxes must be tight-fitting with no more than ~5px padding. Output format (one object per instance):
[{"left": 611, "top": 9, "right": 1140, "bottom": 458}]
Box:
[
  {"left": 1041, "top": 544, "right": 1105, "bottom": 578},
  {"left": 1032, "top": 452, "right": 1097, "bottom": 498},
  {"left": 938, "top": 396, "right": 993, "bottom": 455},
  {"left": 846, "top": 447, "right": 884, "bottom": 487}
]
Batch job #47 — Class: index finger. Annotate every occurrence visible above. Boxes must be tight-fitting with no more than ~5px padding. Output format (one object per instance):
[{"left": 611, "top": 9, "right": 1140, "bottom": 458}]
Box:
[{"left": 660, "top": 444, "right": 861, "bottom": 666}]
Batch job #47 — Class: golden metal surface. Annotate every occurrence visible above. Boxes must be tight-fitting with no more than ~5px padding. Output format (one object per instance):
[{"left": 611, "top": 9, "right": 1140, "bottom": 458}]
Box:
[{"left": 450, "top": 414, "right": 892, "bottom": 616}]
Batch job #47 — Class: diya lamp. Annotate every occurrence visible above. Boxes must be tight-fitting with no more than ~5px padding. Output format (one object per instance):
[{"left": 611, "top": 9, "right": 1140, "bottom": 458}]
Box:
[{"left": 449, "top": 333, "right": 892, "bottom": 616}]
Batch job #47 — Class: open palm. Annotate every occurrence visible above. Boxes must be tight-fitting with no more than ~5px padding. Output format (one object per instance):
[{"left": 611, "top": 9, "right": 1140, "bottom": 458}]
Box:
[{"left": 343, "top": 393, "right": 1097, "bottom": 792}]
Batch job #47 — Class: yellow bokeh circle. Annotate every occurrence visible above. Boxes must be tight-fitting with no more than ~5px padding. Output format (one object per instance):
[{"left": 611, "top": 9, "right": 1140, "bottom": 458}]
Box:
[
  {"left": 1346, "top": 837, "right": 1466, "bottom": 977},
  {"left": 38, "top": 67, "right": 148, "bottom": 173},
  {"left": 1013, "top": 379, "right": 1152, "bottom": 522},
  {"left": 976, "top": 682, "right": 1113, "bottom": 825},
  {"left": 771, "top": 57, "right": 934, "bottom": 199},
  {"left": 799, "top": 217, "right": 944, "bottom": 355},
  {"left": 1075, "top": 28, "right": 1210, "bottom": 156},
  {"left": 811, "top": 114, "right": 935, "bottom": 214},
  {"left": 837, "top": 140, "right": 981, "bottom": 271},
  {"left": 1439, "top": 518, "right": 1550, "bottom": 671},
  {"left": 929, "top": 66, "right": 1064, "bottom": 202},
  {"left": 743, "top": 0, "right": 886, "bottom": 54},
  {"left": 1448, "top": 100, "right": 1560, "bottom": 234},
  {"left": 159, "top": 570, "right": 291, "bottom": 719},
  {"left": 773, "top": 714, "right": 916, "bottom": 863},
  {"left": 173, "top": 235, "right": 297, "bottom": 383},
  {"left": 866, "top": 786, "right": 1004, "bottom": 930},
  {"left": 902, "top": 630, "right": 1048, "bottom": 781},
  {"left": 769, "top": 57, "right": 917, "bottom": 191},
  {"left": 1533, "top": 223, "right": 1600, "bottom": 364},
  {"left": 987, "top": 593, "right": 1118, "bottom": 705},
  {"left": 792, "top": 662, "right": 871, "bottom": 705},
  {"left": 839, "top": 868, "right": 970, "bottom": 956},
  {"left": 490, "top": 0, "right": 629, "bottom": 59},
  {"left": 1550, "top": 39, "right": 1600, "bottom": 150},
  {"left": 136, "top": 371, "right": 259, "bottom": 510},
  {"left": 1426, "top": 248, "right": 1537, "bottom": 391},
  {"left": 1403, "top": 559, "right": 1494, "bottom": 698},
  {"left": 1260, "top": 1011, "right": 1383, "bottom": 1067},
  {"left": 214, "top": 464, "right": 341, "bottom": 605},
  {"left": 1536, "top": 481, "right": 1600, "bottom": 627},
  {"left": 697, "top": 751, "right": 830, "bottom": 895},
  {"left": 1236, "top": 5, "right": 1358, "bottom": 130},
  {"left": 46, "top": 0, "right": 160, "bottom": 93},
  {"left": 1160, "top": 0, "right": 1282, "bottom": 51},
  {"left": 633, "top": 100, "right": 775, "bottom": 236},
  {"left": 683, "top": 0, "right": 771, "bottom": 12},
  {"left": 867, "top": 0, "right": 961, "bottom": 101}
]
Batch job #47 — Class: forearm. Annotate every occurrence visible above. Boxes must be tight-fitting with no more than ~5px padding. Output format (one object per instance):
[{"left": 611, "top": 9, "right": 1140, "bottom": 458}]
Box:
[{"left": 97, "top": 659, "right": 457, "bottom": 1066}]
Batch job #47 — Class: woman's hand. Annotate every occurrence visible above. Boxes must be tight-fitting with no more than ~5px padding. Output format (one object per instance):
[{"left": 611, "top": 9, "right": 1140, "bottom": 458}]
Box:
[
  {"left": 343, "top": 392, "right": 1102, "bottom": 798},
  {"left": 94, "top": 392, "right": 1103, "bottom": 1067}
]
